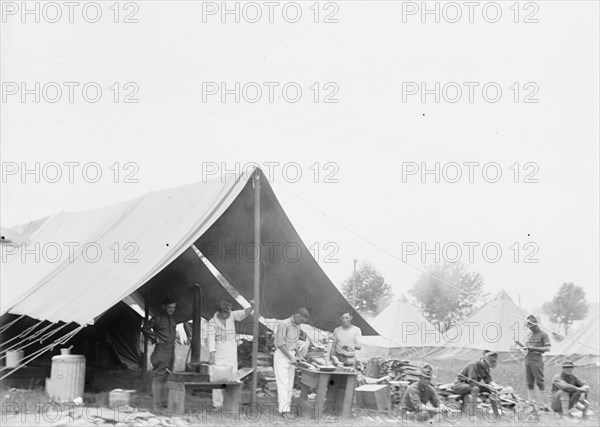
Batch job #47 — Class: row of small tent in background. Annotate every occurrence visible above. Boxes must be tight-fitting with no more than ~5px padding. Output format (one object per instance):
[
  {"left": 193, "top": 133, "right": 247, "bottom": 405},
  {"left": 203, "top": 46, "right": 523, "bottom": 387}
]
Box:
[
  {"left": 357, "top": 290, "right": 600, "bottom": 367},
  {"left": 2, "top": 223, "right": 598, "bottom": 368},
  {"left": 88, "top": 287, "right": 600, "bottom": 368}
]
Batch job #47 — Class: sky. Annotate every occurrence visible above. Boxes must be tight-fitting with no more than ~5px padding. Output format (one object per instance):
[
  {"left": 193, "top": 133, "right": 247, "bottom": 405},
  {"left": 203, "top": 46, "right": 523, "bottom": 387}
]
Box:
[{"left": 1, "top": 0, "right": 599, "bottom": 314}]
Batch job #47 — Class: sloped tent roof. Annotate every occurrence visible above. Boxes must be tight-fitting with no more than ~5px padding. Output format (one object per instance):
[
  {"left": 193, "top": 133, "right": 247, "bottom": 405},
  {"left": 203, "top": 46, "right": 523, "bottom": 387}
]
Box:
[
  {"left": 358, "top": 299, "right": 438, "bottom": 359},
  {"left": 425, "top": 290, "right": 557, "bottom": 362},
  {"left": 1, "top": 168, "right": 375, "bottom": 336},
  {"left": 1, "top": 226, "right": 32, "bottom": 245},
  {"left": 547, "top": 312, "right": 600, "bottom": 367}
]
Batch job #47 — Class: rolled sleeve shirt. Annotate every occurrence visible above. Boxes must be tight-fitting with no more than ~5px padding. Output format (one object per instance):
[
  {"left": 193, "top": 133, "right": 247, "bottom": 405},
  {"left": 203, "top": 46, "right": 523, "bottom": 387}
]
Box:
[
  {"left": 402, "top": 382, "right": 440, "bottom": 412},
  {"left": 457, "top": 360, "right": 492, "bottom": 385},
  {"left": 551, "top": 372, "right": 586, "bottom": 394},
  {"left": 207, "top": 309, "right": 248, "bottom": 353},
  {"left": 275, "top": 317, "right": 301, "bottom": 352},
  {"left": 525, "top": 329, "right": 551, "bottom": 362}
]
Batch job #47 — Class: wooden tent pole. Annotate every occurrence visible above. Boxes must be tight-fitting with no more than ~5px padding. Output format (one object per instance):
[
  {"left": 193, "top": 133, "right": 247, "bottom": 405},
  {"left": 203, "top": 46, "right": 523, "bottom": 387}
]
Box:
[
  {"left": 191, "top": 284, "right": 202, "bottom": 364},
  {"left": 251, "top": 169, "right": 261, "bottom": 406},
  {"left": 142, "top": 298, "right": 149, "bottom": 391}
]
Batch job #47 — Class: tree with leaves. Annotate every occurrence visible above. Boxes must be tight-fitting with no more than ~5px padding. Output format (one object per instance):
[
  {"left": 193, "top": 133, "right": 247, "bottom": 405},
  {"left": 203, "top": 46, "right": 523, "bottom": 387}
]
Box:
[
  {"left": 409, "top": 262, "right": 486, "bottom": 332},
  {"left": 542, "top": 283, "right": 589, "bottom": 336},
  {"left": 341, "top": 262, "right": 393, "bottom": 317}
]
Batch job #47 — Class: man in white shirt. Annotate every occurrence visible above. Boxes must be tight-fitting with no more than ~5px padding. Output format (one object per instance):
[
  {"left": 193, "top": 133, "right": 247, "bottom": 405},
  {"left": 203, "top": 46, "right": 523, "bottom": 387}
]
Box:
[
  {"left": 206, "top": 300, "right": 254, "bottom": 408},
  {"left": 273, "top": 307, "right": 310, "bottom": 415},
  {"left": 330, "top": 310, "right": 362, "bottom": 367}
]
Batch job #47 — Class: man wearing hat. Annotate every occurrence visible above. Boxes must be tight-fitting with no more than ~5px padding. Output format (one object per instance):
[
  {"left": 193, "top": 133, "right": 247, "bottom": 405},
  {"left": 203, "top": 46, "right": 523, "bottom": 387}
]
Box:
[
  {"left": 550, "top": 359, "right": 589, "bottom": 418},
  {"left": 517, "top": 314, "right": 551, "bottom": 408},
  {"left": 207, "top": 299, "right": 254, "bottom": 408},
  {"left": 402, "top": 364, "right": 450, "bottom": 422},
  {"left": 452, "top": 350, "right": 500, "bottom": 418}
]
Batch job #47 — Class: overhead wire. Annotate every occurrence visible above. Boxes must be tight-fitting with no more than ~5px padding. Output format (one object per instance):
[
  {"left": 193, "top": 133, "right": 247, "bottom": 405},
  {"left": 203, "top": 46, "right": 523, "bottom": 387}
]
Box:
[
  {"left": 275, "top": 180, "right": 600, "bottom": 354},
  {"left": 0, "top": 322, "right": 73, "bottom": 361},
  {"left": 1, "top": 48, "right": 597, "bottom": 186},
  {"left": 0, "top": 324, "right": 85, "bottom": 381},
  {"left": 0, "top": 320, "right": 46, "bottom": 350}
]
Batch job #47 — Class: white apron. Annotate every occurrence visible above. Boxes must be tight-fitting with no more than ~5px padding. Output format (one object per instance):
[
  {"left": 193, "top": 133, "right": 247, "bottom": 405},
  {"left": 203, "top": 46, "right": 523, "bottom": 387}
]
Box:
[{"left": 207, "top": 310, "right": 247, "bottom": 406}]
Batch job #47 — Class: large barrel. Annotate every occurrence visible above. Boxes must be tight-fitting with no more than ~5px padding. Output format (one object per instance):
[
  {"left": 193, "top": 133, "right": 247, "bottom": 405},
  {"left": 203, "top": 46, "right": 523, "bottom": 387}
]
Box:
[{"left": 47, "top": 355, "right": 86, "bottom": 402}]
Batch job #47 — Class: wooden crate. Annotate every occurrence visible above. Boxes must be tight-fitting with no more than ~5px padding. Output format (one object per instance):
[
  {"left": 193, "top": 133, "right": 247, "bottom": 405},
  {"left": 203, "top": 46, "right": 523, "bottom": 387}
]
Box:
[
  {"left": 355, "top": 384, "right": 391, "bottom": 412},
  {"left": 109, "top": 389, "right": 138, "bottom": 408}
]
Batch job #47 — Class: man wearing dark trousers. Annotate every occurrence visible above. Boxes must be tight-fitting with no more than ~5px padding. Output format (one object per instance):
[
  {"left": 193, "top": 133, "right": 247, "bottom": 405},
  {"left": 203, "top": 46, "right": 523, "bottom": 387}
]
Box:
[
  {"left": 402, "top": 365, "right": 450, "bottom": 422},
  {"left": 142, "top": 298, "right": 177, "bottom": 408}
]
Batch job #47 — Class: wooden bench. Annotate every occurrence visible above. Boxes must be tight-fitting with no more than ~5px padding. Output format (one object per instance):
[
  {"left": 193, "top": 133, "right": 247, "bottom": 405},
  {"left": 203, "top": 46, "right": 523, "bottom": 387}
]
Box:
[
  {"left": 166, "top": 380, "right": 243, "bottom": 414},
  {"left": 166, "top": 368, "right": 253, "bottom": 414},
  {"left": 298, "top": 368, "right": 358, "bottom": 418}
]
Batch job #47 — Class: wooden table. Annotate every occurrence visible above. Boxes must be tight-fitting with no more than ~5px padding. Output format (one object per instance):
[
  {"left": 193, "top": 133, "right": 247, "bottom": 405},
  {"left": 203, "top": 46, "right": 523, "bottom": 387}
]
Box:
[
  {"left": 298, "top": 368, "right": 358, "bottom": 418},
  {"left": 166, "top": 368, "right": 252, "bottom": 414}
]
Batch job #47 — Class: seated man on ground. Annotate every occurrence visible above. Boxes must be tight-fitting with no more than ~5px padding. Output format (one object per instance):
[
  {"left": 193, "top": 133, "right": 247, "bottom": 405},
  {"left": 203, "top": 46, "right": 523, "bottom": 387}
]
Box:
[
  {"left": 551, "top": 358, "right": 590, "bottom": 418},
  {"left": 402, "top": 365, "right": 450, "bottom": 422},
  {"left": 452, "top": 350, "right": 501, "bottom": 417}
]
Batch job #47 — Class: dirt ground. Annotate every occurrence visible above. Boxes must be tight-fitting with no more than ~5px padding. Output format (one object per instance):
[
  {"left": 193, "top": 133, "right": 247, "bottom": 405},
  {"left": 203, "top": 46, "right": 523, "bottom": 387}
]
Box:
[
  {"left": 1, "top": 375, "right": 597, "bottom": 426},
  {"left": 1, "top": 387, "right": 598, "bottom": 426},
  {"left": 1, "top": 345, "right": 598, "bottom": 426}
]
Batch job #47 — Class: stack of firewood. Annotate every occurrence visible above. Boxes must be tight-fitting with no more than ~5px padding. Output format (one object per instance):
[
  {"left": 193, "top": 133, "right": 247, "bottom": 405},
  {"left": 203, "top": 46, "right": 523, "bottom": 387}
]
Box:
[
  {"left": 257, "top": 367, "right": 278, "bottom": 396},
  {"left": 378, "top": 359, "right": 423, "bottom": 383}
]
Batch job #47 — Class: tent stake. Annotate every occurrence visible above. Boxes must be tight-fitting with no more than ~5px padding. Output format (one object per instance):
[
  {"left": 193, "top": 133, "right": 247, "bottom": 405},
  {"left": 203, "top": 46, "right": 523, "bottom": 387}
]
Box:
[{"left": 251, "top": 169, "right": 261, "bottom": 407}]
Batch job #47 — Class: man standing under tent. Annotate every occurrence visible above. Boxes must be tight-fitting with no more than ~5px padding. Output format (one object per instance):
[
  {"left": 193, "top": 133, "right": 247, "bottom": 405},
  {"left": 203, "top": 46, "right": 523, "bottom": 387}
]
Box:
[
  {"left": 451, "top": 350, "right": 501, "bottom": 417},
  {"left": 516, "top": 315, "right": 552, "bottom": 409},
  {"left": 206, "top": 299, "right": 254, "bottom": 408},
  {"left": 141, "top": 297, "right": 177, "bottom": 407},
  {"left": 273, "top": 308, "right": 310, "bottom": 416},
  {"left": 329, "top": 310, "right": 363, "bottom": 367},
  {"left": 550, "top": 358, "right": 590, "bottom": 418},
  {"left": 401, "top": 365, "right": 450, "bottom": 422}
]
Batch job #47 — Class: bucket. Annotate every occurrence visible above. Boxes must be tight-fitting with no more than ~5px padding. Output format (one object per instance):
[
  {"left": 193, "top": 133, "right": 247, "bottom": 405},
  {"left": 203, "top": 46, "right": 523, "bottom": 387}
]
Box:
[
  {"left": 5, "top": 350, "right": 24, "bottom": 368},
  {"left": 109, "top": 389, "right": 139, "bottom": 408},
  {"left": 186, "top": 361, "right": 210, "bottom": 375}
]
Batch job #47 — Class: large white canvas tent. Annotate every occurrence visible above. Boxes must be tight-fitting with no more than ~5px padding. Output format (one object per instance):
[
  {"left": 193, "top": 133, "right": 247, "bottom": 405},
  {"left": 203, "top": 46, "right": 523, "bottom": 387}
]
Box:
[
  {"left": 547, "top": 312, "right": 600, "bottom": 367},
  {"left": 359, "top": 298, "right": 437, "bottom": 359},
  {"left": 1, "top": 168, "right": 376, "bottom": 374},
  {"left": 425, "top": 290, "right": 557, "bottom": 362}
]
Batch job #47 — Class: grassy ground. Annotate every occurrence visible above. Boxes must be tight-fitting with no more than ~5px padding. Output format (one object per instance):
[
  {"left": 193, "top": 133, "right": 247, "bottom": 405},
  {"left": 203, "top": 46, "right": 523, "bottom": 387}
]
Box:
[
  {"left": 428, "top": 359, "right": 599, "bottom": 411},
  {"left": 1, "top": 345, "right": 598, "bottom": 425},
  {"left": 1, "top": 385, "right": 597, "bottom": 426}
]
